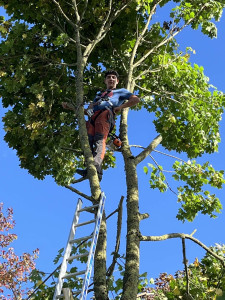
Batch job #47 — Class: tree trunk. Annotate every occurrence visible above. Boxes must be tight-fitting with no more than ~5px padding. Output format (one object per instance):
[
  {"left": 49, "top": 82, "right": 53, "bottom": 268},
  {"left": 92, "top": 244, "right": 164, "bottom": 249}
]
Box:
[
  {"left": 122, "top": 156, "right": 140, "bottom": 300},
  {"left": 75, "top": 30, "right": 108, "bottom": 299},
  {"left": 120, "top": 87, "right": 140, "bottom": 299},
  {"left": 94, "top": 212, "right": 108, "bottom": 299}
]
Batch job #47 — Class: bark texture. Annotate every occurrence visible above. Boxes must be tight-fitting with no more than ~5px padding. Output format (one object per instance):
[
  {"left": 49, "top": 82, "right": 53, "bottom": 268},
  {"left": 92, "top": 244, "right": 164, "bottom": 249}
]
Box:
[{"left": 94, "top": 213, "right": 108, "bottom": 299}]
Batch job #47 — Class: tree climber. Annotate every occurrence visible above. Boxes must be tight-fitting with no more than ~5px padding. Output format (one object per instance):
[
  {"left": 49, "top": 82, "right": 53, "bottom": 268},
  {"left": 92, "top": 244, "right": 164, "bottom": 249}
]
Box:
[{"left": 62, "top": 70, "right": 139, "bottom": 181}]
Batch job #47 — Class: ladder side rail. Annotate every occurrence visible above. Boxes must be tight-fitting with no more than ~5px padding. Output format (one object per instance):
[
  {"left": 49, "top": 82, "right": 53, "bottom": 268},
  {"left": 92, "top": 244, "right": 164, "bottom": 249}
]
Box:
[
  {"left": 53, "top": 198, "right": 83, "bottom": 300},
  {"left": 80, "top": 193, "right": 106, "bottom": 300}
]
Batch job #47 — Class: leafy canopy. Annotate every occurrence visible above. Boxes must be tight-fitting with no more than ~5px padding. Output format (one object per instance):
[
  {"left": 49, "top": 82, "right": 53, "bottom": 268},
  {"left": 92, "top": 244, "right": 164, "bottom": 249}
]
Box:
[{"left": 0, "top": 0, "right": 225, "bottom": 190}]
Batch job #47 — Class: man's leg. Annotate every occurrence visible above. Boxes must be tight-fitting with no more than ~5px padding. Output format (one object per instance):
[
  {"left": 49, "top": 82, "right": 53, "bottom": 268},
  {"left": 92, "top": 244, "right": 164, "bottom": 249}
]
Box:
[
  {"left": 76, "top": 118, "right": 95, "bottom": 178},
  {"left": 93, "top": 110, "right": 110, "bottom": 175},
  {"left": 86, "top": 119, "right": 95, "bottom": 154}
]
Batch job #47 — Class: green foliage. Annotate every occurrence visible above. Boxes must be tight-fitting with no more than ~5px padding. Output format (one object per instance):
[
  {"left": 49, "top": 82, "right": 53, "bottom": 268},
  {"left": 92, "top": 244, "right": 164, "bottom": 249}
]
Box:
[
  {"left": 144, "top": 159, "right": 224, "bottom": 222},
  {"left": 142, "top": 54, "right": 225, "bottom": 158},
  {"left": 144, "top": 163, "right": 168, "bottom": 192},
  {"left": 137, "top": 244, "right": 225, "bottom": 299},
  {"left": 1, "top": 0, "right": 225, "bottom": 186},
  {"left": 173, "top": 160, "right": 224, "bottom": 221}
]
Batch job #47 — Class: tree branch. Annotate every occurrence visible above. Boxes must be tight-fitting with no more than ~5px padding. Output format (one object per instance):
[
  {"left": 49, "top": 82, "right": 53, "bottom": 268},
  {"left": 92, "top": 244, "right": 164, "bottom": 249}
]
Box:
[
  {"left": 136, "top": 84, "right": 182, "bottom": 105},
  {"left": 106, "top": 196, "right": 124, "bottom": 278},
  {"left": 149, "top": 154, "right": 177, "bottom": 195},
  {"left": 80, "top": 0, "right": 88, "bottom": 23},
  {"left": 83, "top": 0, "right": 134, "bottom": 59},
  {"left": 70, "top": 177, "right": 86, "bottom": 184},
  {"left": 139, "top": 213, "right": 149, "bottom": 221},
  {"left": 83, "top": 0, "right": 113, "bottom": 58},
  {"left": 51, "top": 0, "right": 77, "bottom": 30},
  {"left": 70, "top": 0, "right": 80, "bottom": 23},
  {"left": 60, "top": 147, "right": 82, "bottom": 155},
  {"left": 128, "top": 0, "right": 163, "bottom": 70},
  {"left": 64, "top": 185, "right": 93, "bottom": 201},
  {"left": 182, "top": 238, "right": 191, "bottom": 297},
  {"left": 140, "top": 232, "right": 225, "bottom": 267},
  {"left": 134, "top": 134, "right": 162, "bottom": 165},
  {"left": 134, "top": 52, "right": 183, "bottom": 81},
  {"left": 133, "top": 3, "right": 208, "bottom": 69},
  {"left": 42, "top": 15, "right": 77, "bottom": 44}
]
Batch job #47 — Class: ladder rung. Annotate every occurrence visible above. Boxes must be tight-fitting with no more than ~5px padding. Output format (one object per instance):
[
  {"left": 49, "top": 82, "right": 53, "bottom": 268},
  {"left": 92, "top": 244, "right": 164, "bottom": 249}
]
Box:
[
  {"left": 74, "top": 219, "right": 95, "bottom": 227},
  {"left": 74, "top": 289, "right": 82, "bottom": 295},
  {"left": 78, "top": 204, "right": 99, "bottom": 212},
  {"left": 62, "top": 270, "right": 86, "bottom": 279},
  {"left": 67, "top": 252, "right": 89, "bottom": 262},
  {"left": 69, "top": 234, "right": 93, "bottom": 244}
]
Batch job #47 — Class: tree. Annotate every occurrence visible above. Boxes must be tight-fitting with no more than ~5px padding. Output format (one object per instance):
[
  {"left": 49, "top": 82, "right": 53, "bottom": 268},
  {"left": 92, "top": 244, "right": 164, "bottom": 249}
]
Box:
[
  {"left": 0, "top": 202, "right": 38, "bottom": 299},
  {"left": 1, "top": 0, "right": 225, "bottom": 299}
]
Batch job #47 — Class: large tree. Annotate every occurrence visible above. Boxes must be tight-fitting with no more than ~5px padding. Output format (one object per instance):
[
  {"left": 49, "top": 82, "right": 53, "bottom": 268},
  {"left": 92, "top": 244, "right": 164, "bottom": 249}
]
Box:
[{"left": 1, "top": 0, "right": 225, "bottom": 299}]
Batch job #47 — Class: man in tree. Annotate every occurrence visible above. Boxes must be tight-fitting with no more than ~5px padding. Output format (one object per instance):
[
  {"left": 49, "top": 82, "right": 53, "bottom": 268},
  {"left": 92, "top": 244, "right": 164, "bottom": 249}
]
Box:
[{"left": 63, "top": 70, "right": 139, "bottom": 180}]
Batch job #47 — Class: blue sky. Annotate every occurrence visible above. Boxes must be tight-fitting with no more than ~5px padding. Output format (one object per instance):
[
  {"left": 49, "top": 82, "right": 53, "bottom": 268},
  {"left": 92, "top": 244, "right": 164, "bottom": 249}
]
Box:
[{"left": 1, "top": 3, "right": 225, "bottom": 299}]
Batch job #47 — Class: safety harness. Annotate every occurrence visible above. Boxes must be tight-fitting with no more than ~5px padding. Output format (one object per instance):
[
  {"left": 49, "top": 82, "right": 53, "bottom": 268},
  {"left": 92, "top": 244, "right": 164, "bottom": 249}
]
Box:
[{"left": 89, "top": 89, "right": 115, "bottom": 133}]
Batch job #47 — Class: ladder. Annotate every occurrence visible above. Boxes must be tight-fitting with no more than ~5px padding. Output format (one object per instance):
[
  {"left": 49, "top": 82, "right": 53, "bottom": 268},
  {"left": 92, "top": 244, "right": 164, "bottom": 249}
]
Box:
[{"left": 53, "top": 192, "right": 106, "bottom": 300}]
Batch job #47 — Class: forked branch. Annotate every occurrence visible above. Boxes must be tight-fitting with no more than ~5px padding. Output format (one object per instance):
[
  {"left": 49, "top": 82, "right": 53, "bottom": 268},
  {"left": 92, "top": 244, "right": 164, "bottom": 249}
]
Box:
[
  {"left": 140, "top": 232, "right": 225, "bottom": 267},
  {"left": 83, "top": 0, "right": 134, "bottom": 59},
  {"left": 51, "top": 0, "right": 77, "bottom": 30},
  {"left": 133, "top": 3, "right": 208, "bottom": 69}
]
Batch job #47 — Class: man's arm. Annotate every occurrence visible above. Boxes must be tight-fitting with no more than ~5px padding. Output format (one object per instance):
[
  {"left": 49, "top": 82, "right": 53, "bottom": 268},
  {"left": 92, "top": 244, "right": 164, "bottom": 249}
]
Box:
[{"left": 113, "top": 95, "right": 140, "bottom": 114}]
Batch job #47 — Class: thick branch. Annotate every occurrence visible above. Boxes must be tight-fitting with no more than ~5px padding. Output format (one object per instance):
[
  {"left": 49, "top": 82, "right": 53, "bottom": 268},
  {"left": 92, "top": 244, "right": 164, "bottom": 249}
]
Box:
[
  {"left": 64, "top": 185, "right": 93, "bottom": 201},
  {"left": 134, "top": 134, "right": 162, "bottom": 165},
  {"left": 140, "top": 233, "right": 225, "bottom": 267}
]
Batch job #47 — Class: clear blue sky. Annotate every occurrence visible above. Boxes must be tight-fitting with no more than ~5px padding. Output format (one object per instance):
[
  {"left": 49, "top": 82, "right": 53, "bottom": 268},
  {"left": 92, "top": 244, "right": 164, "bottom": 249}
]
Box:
[{"left": 1, "top": 3, "right": 225, "bottom": 299}]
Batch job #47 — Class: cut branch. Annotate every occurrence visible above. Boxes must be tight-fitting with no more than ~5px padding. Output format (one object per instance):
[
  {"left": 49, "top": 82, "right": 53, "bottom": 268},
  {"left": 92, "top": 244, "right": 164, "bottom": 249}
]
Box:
[
  {"left": 64, "top": 185, "right": 93, "bottom": 201},
  {"left": 134, "top": 134, "right": 162, "bottom": 165},
  {"left": 106, "top": 196, "right": 124, "bottom": 278},
  {"left": 140, "top": 233, "right": 225, "bottom": 267}
]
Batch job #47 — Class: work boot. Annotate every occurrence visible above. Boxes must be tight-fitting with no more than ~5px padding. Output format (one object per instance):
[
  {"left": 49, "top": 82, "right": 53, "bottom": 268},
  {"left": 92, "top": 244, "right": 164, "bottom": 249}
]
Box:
[
  {"left": 76, "top": 168, "right": 102, "bottom": 182},
  {"left": 76, "top": 169, "right": 87, "bottom": 177}
]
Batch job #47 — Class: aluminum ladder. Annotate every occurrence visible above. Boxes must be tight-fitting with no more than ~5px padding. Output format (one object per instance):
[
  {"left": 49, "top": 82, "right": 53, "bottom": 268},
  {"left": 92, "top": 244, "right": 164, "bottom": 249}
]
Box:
[{"left": 53, "top": 192, "right": 106, "bottom": 300}]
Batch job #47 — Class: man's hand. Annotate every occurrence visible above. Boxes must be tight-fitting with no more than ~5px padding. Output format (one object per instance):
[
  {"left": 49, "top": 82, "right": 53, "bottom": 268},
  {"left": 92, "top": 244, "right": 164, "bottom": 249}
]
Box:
[
  {"left": 113, "top": 106, "right": 122, "bottom": 114},
  {"left": 113, "top": 95, "right": 140, "bottom": 114}
]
